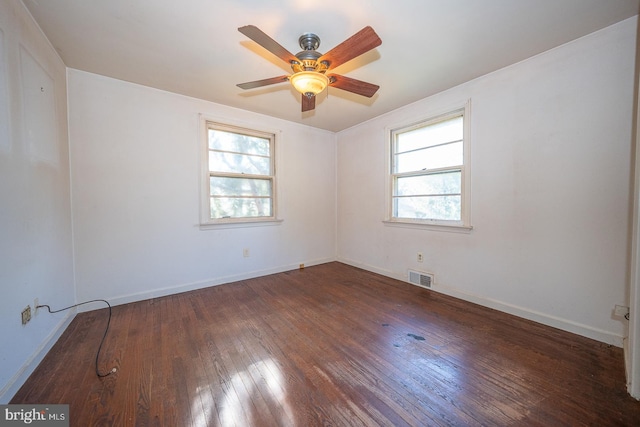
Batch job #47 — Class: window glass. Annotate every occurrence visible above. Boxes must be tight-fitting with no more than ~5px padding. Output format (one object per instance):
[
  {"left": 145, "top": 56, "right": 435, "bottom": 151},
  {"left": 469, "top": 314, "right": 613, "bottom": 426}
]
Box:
[
  {"left": 390, "top": 110, "right": 468, "bottom": 225},
  {"left": 395, "top": 195, "right": 461, "bottom": 221},
  {"left": 208, "top": 151, "right": 270, "bottom": 175},
  {"left": 395, "top": 171, "right": 461, "bottom": 196},
  {"left": 210, "top": 177, "right": 272, "bottom": 197},
  {"left": 204, "top": 122, "right": 275, "bottom": 223},
  {"left": 208, "top": 129, "right": 270, "bottom": 156},
  {"left": 210, "top": 197, "right": 272, "bottom": 219},
  {"left": 394, "top": 141, "right": 463, "bottom": 173},
  {"left": 396, "top": 116, "right": 463, "bottom": 152}
]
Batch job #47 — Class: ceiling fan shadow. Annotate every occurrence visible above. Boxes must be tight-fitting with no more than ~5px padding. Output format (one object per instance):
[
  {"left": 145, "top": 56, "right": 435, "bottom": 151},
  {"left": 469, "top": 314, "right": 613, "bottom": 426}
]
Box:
[
  {"left": 236, "top": 84, "right": 290, "bottom": 97},
  {"left": 327, "top": 88, "right": 380, "bottom": 107},
  {"left": 330, "top": 50, "right": 381, "bottom": 74},
  {"left": 239, "top": 40, "right": 291, "bottom": 72}
]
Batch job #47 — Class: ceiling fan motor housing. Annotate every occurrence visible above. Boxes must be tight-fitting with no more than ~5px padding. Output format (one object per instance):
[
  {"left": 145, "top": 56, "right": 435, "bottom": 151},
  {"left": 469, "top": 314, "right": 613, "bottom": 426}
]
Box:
[
  {"left": 298, "top": 33, "right": 320, "bottom": 51},
  {"left": 292, "top": 33, "right": 329, "bottom": 74}
]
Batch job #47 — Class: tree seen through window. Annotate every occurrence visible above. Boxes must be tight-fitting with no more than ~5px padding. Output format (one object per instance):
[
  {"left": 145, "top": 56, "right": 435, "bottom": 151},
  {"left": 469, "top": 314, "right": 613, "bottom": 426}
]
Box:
[{"left": 207, "top": 125, "right": 275, "bottom": 220}]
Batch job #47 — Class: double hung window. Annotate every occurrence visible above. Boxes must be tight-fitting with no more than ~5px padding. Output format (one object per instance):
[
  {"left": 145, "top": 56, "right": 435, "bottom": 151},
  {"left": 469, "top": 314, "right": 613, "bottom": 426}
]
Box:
[
  {"left": 389, "top": 105, "right": 470, "bottom": 228},
  {"left": 203, "top": 121, "right": 276, "bottom": 224}
]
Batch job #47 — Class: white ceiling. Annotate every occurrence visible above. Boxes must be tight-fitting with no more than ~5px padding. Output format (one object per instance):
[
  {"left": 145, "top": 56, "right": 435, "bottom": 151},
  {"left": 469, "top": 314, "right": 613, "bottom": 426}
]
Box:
[{"left": 23, "top": 0, "right": 639, "bottom": 132}]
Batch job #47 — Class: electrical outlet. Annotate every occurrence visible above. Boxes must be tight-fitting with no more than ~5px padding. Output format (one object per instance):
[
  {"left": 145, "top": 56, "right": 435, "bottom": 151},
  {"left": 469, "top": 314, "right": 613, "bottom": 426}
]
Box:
[
  {"left": 614, "top": 305, "right": 629, "bottom": 317},
  {"left": 417, "top": 252, "right": 424, "bottom": 263},
  {"left": 243, "top": 248, "right": 250, "bottom": 257},
  {"left": 21, "top": 306, "right": 31, "bottom": 325},
  {"left": 34, "top": 298, "right": 39, "bottom": 315}
]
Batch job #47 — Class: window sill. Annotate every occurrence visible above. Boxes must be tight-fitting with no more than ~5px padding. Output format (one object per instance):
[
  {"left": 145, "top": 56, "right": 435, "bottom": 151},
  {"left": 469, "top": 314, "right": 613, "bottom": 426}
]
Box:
[
  {"left": 382, "top": 219, "right": 473, "bottom": 233},
  {"left": 200, "top": 218, "right": 283, "bottom": 230}
]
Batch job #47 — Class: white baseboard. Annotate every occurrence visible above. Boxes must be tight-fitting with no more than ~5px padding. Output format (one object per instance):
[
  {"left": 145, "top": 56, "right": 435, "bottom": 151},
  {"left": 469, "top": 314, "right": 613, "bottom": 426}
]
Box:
[
  {"left": 433, "top": 283, "right": 623, "bottom": 347},
  {"left": 0, "top": 311, "right": 75, "bottom": 403},
  {"left": 91, "top": 257, "right": 336, "bottom": 310},
  {"left": 337, "top": 257, "right": 624, "bottom": 347},
  {"left": 3, "top": 259, "right": 338, "bottom": 400},
  {"left": 3, "top": 256, "right": 625, "bottom": 403}
]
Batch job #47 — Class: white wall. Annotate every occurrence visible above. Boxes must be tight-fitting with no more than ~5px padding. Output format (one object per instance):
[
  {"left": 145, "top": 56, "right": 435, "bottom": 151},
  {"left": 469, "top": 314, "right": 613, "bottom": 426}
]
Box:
[
  {"left": 2, "top": 1, "right": 636, "bottom": 401},
  {"left": 337, "top": 17, "right": 637, "bottom": 346},
  {"left": 0, "top": 0, "right": 75, "bottom": 402},
  {"left": 67, "top": 70, "right": 337, "bottom": 305},
  {"left": 627, "top": 11, "right": 640, "bottom": 400}
]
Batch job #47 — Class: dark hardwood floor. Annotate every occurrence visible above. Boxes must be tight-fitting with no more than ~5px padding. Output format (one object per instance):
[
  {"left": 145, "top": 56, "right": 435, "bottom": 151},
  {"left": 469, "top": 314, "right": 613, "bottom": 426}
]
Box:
[{"left": 12, "top": 262, "right": 640, "bottom": 426}]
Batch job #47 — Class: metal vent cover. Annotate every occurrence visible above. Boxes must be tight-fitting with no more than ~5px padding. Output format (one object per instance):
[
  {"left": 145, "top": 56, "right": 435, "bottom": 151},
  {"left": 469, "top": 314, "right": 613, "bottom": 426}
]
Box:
[{"left": 408, "top": 270, "right": 434, "bottom": 289}]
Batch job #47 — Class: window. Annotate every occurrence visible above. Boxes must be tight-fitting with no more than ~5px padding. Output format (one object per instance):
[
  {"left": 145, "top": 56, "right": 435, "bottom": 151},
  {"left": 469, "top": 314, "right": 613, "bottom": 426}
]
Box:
[
  {"left": 202, "top": 121, "right": 277, "bottom": 225},
  {"left": 388, "top": 104, "right": 470, "bottom": 229}
]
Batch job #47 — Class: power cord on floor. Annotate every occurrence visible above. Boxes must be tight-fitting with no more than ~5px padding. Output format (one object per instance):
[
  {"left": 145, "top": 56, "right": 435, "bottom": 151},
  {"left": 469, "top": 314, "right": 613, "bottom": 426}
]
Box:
[{"left": 37, "top": 299, "right": 117, "bottom": 378}]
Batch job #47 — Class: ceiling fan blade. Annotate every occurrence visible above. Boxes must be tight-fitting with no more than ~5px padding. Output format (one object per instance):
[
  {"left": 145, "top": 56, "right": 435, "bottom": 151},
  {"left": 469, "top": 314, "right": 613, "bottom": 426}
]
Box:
[
  {"left": 301, "top": 94, "right": 316, "bottom": 112},
  {"left": 318, "top": 26, "right": 381, "bottom": 70},
  {"left": 237, "top": 75, "right": 290, "bottom": 90},
  {"left": 328, "top": 74, "right": 379, "bottom": 98},
  {"left": 238, "top": 25, "right": 298, "bottom": 64}
]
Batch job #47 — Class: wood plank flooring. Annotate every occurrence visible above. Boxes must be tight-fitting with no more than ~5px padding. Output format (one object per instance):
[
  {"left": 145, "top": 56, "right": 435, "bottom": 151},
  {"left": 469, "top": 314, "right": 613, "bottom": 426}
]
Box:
[{"left": 11, "top": 262, "right": 640, "bottom": 426}]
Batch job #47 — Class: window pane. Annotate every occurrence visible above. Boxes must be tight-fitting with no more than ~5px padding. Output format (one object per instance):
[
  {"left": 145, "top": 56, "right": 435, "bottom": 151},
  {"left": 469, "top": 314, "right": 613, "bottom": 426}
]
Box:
[
  {"left": 396, "top": 171, "right": 461, "bottom": 196},
  {"left": 396, "top": 116, "right": 462, "bottom": 153},
  {"left": 209, "top": 151, "right": 270, "bottom": 175},
  {"left": 204, "top": 121, "right": 276, "bottom": 223},
  {"left": 395, "top": 141, "right": 462, "bottom": 173},
  {"left": 210, "top": 177, "right": 271, "bottom": 197},
  {"left": 208, "top": 129, "right": 270, "bottom": 156},
  {"left": 394, "top": 195, "right": 461, "bottom": 221},
  {"left": 210, "top": 197, "right": 272, "bottom": 218}
]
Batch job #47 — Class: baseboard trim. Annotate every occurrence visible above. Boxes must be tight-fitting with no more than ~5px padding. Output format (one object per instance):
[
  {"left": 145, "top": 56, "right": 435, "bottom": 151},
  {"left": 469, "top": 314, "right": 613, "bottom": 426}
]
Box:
[
  {"left": 87, "top": 257, "right": 336, "bottom": 310},
  {"left": 337, "top": 257, "right": 624, "bottom": 347},
  {"left": 4, "top": 259, "right": 337, "bottom": 401},
  {"left": 0, "top": 311, "right": 75, "bottom": 403}
]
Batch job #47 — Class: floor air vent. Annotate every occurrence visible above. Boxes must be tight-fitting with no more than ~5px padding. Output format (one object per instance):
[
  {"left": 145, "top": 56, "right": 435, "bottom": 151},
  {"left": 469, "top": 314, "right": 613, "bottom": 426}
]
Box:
[{"left": 408, "top": 270, "right": 434, "bottom": 289}]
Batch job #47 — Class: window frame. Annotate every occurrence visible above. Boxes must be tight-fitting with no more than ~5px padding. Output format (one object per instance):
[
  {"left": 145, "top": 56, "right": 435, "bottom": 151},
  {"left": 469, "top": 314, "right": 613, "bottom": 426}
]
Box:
[
  {"left": 200, "top": 117, "right": 281, "bottom": 228},
  {"left": 385, "top": 101, "right": 472, "bottom": 231}
]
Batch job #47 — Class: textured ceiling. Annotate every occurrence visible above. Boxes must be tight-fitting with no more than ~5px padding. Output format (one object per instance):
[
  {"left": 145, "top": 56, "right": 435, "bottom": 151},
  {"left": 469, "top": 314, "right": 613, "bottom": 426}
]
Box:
[{"left": 23, "top": 0, "right": 640, "bottom": 132}]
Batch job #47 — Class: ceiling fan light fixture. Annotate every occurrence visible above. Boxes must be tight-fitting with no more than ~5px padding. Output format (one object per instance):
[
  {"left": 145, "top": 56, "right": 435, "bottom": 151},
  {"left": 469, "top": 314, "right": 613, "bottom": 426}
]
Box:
[{"left": 290, "top": 71, "right": 329, "bottom": 97}]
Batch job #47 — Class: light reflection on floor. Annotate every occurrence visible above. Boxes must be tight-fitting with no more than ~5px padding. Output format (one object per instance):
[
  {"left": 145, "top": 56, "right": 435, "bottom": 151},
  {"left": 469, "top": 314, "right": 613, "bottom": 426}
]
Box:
[{"left": 190, "top": 358, "right": 295, "bottom": 426}]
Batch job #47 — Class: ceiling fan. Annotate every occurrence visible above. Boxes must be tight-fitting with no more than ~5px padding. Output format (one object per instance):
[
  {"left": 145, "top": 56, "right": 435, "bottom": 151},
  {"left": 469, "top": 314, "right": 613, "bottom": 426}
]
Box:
[{"left": 236, "top": 25, "right": 382, "bottom": 112}]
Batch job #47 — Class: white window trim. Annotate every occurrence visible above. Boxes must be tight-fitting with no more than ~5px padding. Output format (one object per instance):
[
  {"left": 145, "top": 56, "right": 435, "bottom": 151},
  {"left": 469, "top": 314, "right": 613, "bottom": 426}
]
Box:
[
  {"left": 384, "top": 100, "right": 472, "bottom": 231},
  {"left": 199, "top": 115, "right": 282, "bottom": 229}
]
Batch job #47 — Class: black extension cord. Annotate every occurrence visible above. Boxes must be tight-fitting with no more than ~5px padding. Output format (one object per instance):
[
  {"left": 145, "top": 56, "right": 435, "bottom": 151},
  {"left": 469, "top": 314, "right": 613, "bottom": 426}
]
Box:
[{"left": 37, "top": 299, "right": 116, "bottom": 378}]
